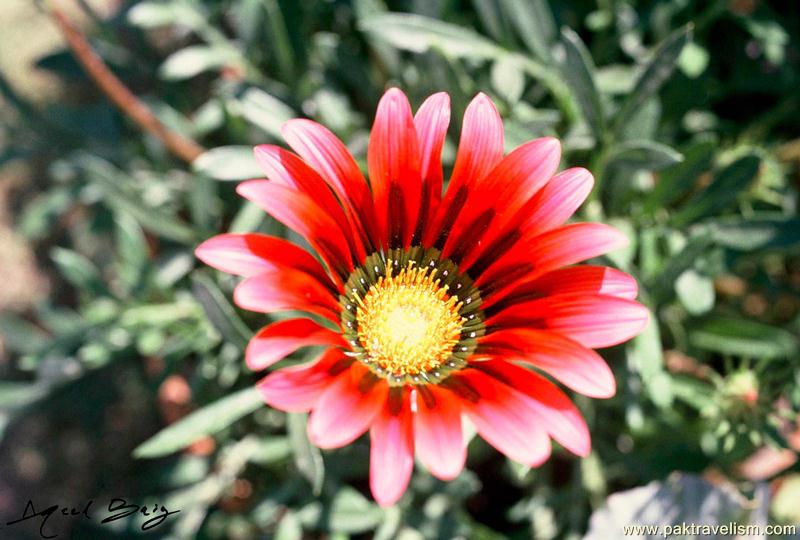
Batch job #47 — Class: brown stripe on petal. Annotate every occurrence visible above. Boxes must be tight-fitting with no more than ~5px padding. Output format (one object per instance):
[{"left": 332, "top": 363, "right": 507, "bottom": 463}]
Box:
[
  {"left": 434, "top": 185, "right": 468, "bottom": 249},
  {"left": 449, "top": 209, "right": 495, "bottom": 264},
  {"left": 358, "top": 371, "right": 381, "bottom": 393},
  {"left": 327, "top": 357, "right": 355, "bottom": 376},
  {"left": 416, "top": 385, "right": 437, "bottom": 409},
  {"left": 440, "top": 375, "right": 480, "bottom": 403},
  {"left": 412, "top": 178, "right": 432, "bottom": 245},
  {"left": 468, "top": 229, "right": 522, "bottom": 278},
  {"left": 387, "top": 386, "right": 405, "bottom": 415},
  {"left": 389, "top": 181, "right": 405, "bottom": 248},
  {"left": 480, "top": 263, "right": 534, "bottom": 298}
]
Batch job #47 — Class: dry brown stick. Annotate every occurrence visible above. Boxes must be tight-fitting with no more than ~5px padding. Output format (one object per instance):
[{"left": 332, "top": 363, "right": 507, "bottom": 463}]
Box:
[{"left": 47, "top": 6, "right": 206, "bottom": 163}]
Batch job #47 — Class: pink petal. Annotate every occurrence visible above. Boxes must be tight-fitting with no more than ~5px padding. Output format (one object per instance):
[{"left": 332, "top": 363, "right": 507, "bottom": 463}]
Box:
[
  {"left": 479, "top": 328, "right": 616, "bottom": 398},
  {"left": 413, "top": 385, "right": 465, "bottom": 480},
  {"left": 424, "top": 93, "right": 504, "bottom": 247},
  {"left": 370, "top": 391, "right": 414, "bottom": 507},
  {"left": 414, "top": 92, "right": 450, "bottom": 239},
  {"left": 368, "top": 88, "right": 422, "bottom": 248},
  {"left": 234, "top": 270, "right": 341, "bottom": 323},
  {"left": 475, "top": 360, "right": 591, "bottom": 457},
  {"left": 520, "top": 167, "right": 595, "bottom": 236},
  {"left": 253, "top": 145, "right": 366, "bottom": 261},
  {"left": 282, "top": 119, "right": 380, "bottom": 251},
  {"left": 246, "top": 318, "right": 346, "bottom": 371},
  {"left": 307, "top": 364, "right": 388, "bottom": 449},
  {"left": 487, "top": 294, "right": 650, "bottom": 349},
  {"left": 195, "top": 233, "right": 331, "bottom": 286},
  {"left": 454, "top": 369, "right": 551, "bottom": 466},
  {"left": 237, "top": 181, "right": 353, "bottom": 278},
  {"left": 256, "top": 350, "right": 349, "bottom": 412}
]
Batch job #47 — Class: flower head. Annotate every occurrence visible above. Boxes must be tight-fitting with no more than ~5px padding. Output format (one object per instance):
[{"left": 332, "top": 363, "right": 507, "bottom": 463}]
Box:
[{"left": 196, "top": 88, "right": 649, "bottom": 506}]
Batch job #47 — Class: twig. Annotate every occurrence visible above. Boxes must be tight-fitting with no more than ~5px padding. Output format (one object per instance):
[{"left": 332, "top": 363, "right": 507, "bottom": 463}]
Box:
[{"left": 46, "top": 5, "right": 206, "bottom": 163}]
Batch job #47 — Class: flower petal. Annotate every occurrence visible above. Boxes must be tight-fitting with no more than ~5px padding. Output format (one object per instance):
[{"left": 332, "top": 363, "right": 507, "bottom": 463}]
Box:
[
  {"left": 445, "top": 138, "right": 560, "bottom": 263},
  {"left": 413, "top": 385, "right": 465, "bottom": 480},
  {"left": 254, "top": 145, "right": 366, "bottom": 262},
  {"left": 452, "top": 369, "right": 551, "bottom": 466},
  {"left": 424, "top": 93, "right": 504, "bottom": 247},
  {"left": 520, "top": 167, "right": 595, "bottom": 236},
  {"left": 256, "top": 349, "right": 350, "bottom": 412},
  {"left": 370, "top": 390, "right": 414, "bottom": 507},
  {"left": 195, "top": 233, "right": 331, "bottom": 286},
  {"left": 413, "top": 92, "right": 450, "bottom": 241},
  {"left": 478, "top": 328, "right": 616, "bottom": 398},
  {"left": 475, "top": 359, "right": 591, "bottom": 457},
  {"left": 237, "top": 180, "right": 353, "bottom": 279},
  {"left": 487, "top": 294, "right": 650, "bottom": 349},
  {"left": 234, "top": 270, "right": 341, "bottom": 323},
  {"left": 368, "top": 88, "right": 422, "bottom": 248},
  {"left": 282, "top": 119, "right": 380, "bottom": 252},
  {"left": 246, "top": 318, "right": 347, "bottom": 371},
  {"left": 307, "top": 364, "right": 388, "bottom": 449}
]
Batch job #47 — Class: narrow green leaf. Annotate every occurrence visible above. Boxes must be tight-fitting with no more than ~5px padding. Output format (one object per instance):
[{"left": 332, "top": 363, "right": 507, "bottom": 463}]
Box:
[
  {"left": 606, "top": 140, "right": 683, "bottom": 170},
  {"left": 191, "top": 272, "right": 251, "bottom": 351},
  {"left": 644, "top": 137, "right": 716, "bottom": 214},
  {"left": 627, "top": 316, "right": 672, "bottom": 408},
  {"left": 133, "top": 387, "right": 263, "bottom": 458},
  {"left": 649, "top": 233, "right": 713, "bottom": 303},
  {"left": 500, "top": 0, "right": 556, "bottom": 62},
  {"left": 704, "top": 214, "right": 800, "bottom": 252},
  {"left": 193, "top": 146, "right": 263, "bottom": 181},
  {"left": 287, "top": 412, "right": 325, "bottom": 496},
  {"left": 50, "top": 247, "right": 104, "bottom": 293},
  {"left": 238, "top": 88, "right": 295, "bottom": 140},
  {"left": 358, "top": 13, "right": 502, "bottom": 60},
  {"left": 328, "top": 487, "right": 384, "bottom": 533},
  {"left": 613, "top": 26, "right": 692, "bottom": 133},
  {"left": 490, "top": 56, "right": 525, "bottom": 104},
  {"left": 690, "top": 317, "right": 798, "bottom": 360},
  {"left": 671, "top": 154, "right": 760, "bottom": 227},
  {"left": 159, "top": 45, "right": 238, "bottom": 81},
  {"left": 675, "top": 269, "right": 715, "bottom": 315},
  {"left": 560, "top": 28, "right": 605, "bottom": 140},
  {"left": 275, "top": 510, "right": 303, "bottom": 540}
]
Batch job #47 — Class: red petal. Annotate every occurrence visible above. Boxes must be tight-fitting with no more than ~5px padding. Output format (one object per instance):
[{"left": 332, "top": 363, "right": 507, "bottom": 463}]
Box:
[
  {"left": 413, "top": 385, "right": 465, "bottom": 480},
  {"left": 368, "top": 88, "right": 422, "bottom": 248},
  {"left": 478, "top": 223, "right": 629, "bottom": 303},
  {"left": 424, "top": 93, "right": 504, "bottom": 247},
  {"left": 475, "top": 360, "right": 591, "bottom": 457},
  {"left": 370, "top": 390, "right": 414, "bottom": 507},
  {"left": 307, "top": 364, "right": 388, "bottom": 448},
  {"left": 519, "top": 167, "right": 594, "bottom": 237},
  {"left": 479, "top": 328, "right": 615, "bottom": 398},
  {"left": 195, "top": 233, "right": 332, "bottom": 286},
  {"left": 256, "top": 349, "right": 348, "bottom": 412},
  {"left": 487, "top": 294, "right": 650, "bottom": 349},
  {"left": 254, "top": 145, "right": 366, "bottom": 262},
  {"left": 453, "top": 369, "right": 551, "bottom": 466},
  {"left": 413, "top": 92, "right": 450, "bottom": 241},
  {"left": 234, "top": 270, "right": 341, "bottom": 323},
  {"left": 444, "top": 138, "right": 560, "bottom": 262},
  {"left": 246, "top": 318, "right": 347, "bottom": 371},
  {"left": 237, "top": 180, "right": 353, "bottom": 279},
  {"left": 282, "top": 119, "right": 380, "bottom": 252}
]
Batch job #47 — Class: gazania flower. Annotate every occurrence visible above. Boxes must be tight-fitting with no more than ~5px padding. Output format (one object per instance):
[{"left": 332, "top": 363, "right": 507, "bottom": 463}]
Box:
[{"left": 196, "top": 88, "right": 648, "bottom": 506}]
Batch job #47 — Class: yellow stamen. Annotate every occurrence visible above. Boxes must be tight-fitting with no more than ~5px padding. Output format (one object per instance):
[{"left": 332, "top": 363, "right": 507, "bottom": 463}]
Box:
[{"left": 355, "top": 261, "right": 465, "bottom": 376}]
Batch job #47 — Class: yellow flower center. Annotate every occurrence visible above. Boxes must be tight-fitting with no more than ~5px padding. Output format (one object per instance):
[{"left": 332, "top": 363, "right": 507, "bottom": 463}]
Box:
[{"left": 355, "top": 261, "right": 465, "bottom": 376}]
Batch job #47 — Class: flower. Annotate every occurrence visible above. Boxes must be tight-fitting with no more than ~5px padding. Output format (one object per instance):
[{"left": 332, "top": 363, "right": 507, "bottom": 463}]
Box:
[{"left": 196, "top": 88, "right": 649, "bottom": 506}]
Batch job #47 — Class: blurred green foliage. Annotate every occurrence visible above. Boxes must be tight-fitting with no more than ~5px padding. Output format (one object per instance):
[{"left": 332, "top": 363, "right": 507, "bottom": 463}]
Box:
[{"left": 1, "top": 0, "right": 799, "bottom": 538}]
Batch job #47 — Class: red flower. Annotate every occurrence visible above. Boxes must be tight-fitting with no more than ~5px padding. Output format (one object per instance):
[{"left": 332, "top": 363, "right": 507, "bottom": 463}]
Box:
[{"left": 196, "top": 89, "right": 649, "bottom": 506}]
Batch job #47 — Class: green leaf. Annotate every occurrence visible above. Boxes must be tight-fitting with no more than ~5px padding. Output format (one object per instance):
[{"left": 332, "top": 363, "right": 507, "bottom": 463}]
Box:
[
  {"left": 159, "top": 45, "right": 238, "bottom": 81},
  {"left": 500, "top": 0, "right": 556, "bottom": 63},
  {"left": 690, "top": 316, "right": 798, "bottom": 360},
  {"left": 358, "top": 13, "right": 502, "bottom": 60},
  {"left": 115, "top": 211, "right": 149, "bottom": 292},
  {"left": 627, "top": 316, "right": 673, "bottom": 408},
  {"left": 490, "top": 56, "right": 525, "bottom": 104},
  {"left": 238, "top": 88, "right": 295, "bottom": 140},
  {"left": 644, "top": 137, "right": 716, "bottom": 214},
  {"left": 133, "top": 387, "right": 263, "bottom": 458},
  {"left": 704, "top": 214, "right": 800, "bottom": 252},
  {"left": 671, "top": 154, "right": 760, "bottom": 227},
  {"left": 613, "top": 26, "right": 692, "bottom": 133},
  {"left": 127, "top": 1, "right": 181, "bottom": 28},
  {"left": 287, "top": 412, "right": 324, "bottom": 496},
  {"left": 193, "top": 146, "right": 263, "bottom": 181},
  {"left": 50, "top": 247, "right": 104, "bottom": 293},
  {"left": 328, "top": 487, "right": 384, "bottom": 533},
  {"left": 649, "top": 233, "right": 713, "bottom": 304},
  {"left": 560, "top": 28, "right": 605, "bottom": 140},
  {"left": 675, "top": 269, "right": 715, "bottom": 315},
  {"left": 191, "top": 272, "right": 251, "bottom": 351},
  {"left": 606, "top": 140, "right": 683, "bottom": 170},
  {"left": 275, "top": 510, "right": 303, "bottom": 540},
  {"left": 0, "top": 313, "right": 50, "bottom": 354}
]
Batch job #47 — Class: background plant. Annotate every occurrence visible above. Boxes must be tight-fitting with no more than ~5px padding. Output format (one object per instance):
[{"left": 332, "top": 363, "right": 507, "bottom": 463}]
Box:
[{"left": 0, "top": 0, "right": 798, "bottom": 538}]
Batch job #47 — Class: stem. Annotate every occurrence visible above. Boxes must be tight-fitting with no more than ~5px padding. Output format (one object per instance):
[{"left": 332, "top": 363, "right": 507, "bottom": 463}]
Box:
[{"left": 46, "top": 5, "right": 206, "bottom": 163}]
